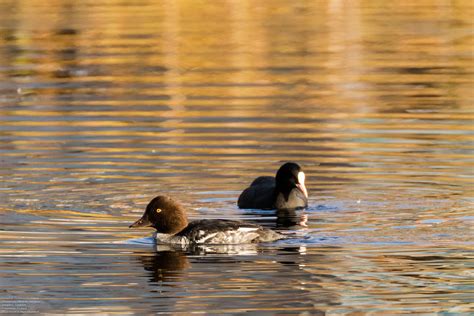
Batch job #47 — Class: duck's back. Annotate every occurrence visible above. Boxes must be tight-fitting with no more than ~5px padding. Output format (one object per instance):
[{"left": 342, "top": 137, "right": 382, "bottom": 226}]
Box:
[
  {"left": 175, "top": 219, "right": 282, "bottom": 244},
  {"left": 237, "top": 176, "right": 276, "bottom": 209}
]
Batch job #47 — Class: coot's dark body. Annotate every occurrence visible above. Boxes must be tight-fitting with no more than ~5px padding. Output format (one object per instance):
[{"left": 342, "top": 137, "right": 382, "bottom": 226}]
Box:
[{"left": 237, "top": 162, "right": 308, "bottom": 210}]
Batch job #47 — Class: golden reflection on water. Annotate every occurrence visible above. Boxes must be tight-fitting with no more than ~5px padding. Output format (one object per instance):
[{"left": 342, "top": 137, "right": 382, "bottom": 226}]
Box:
[{"left": 0, "top": 0, "right": 473, "bottom": 314}]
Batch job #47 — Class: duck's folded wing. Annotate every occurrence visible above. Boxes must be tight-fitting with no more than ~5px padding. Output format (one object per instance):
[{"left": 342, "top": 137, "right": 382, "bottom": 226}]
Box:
[{"left": 176, "top": 220, "right": 265, "bottom": 244}]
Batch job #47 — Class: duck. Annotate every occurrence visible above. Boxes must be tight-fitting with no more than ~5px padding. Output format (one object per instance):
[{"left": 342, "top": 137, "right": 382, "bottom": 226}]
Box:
[
  {"left": 129, "top": 195, "right": 284, "bottom": 245},
  {"left": 237, "top": 162, "right": 308, "bottom": 210}
]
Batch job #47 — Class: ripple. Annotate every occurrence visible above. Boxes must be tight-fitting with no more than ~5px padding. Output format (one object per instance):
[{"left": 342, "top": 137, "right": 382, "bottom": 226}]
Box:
[{"left": 0, "top": 0, "right": 472, "bottom": 314}]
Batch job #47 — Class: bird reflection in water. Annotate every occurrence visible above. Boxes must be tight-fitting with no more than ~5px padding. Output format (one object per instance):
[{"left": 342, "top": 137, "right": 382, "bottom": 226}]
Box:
[
  {"left": 135, "top": 243, "right": 340, "bottom": 312},
  {"left": 136, "top": 243, "right": 261, "bottom": 285},
  {"left": 136, "top": 246, "right": 190, "bottom": 285},
  {"left": 240, "top": 207, "right": 309, "bottom": 232},
  {"left": 276, "top": 208, "right": 308, "bottom": 229}
]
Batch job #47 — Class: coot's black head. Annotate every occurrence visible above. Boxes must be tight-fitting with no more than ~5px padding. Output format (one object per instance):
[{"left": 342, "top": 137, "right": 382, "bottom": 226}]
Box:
[
  {"left": 275, "top": 162, "right": 308, "bottom": 201},
  {"left": 129, "top": 195, "right": 188, "bottom": 234}
]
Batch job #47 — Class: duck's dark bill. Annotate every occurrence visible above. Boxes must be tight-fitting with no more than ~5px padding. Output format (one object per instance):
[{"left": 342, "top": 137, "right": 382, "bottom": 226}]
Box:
[{"left": 129, "top": 216, "right": 151, "bottom": 228}]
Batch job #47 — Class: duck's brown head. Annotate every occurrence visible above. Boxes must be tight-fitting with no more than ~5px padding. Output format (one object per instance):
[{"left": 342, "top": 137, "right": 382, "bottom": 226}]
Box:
[{"left": 129, "top": 195, "right": 188, "bottom": 234}]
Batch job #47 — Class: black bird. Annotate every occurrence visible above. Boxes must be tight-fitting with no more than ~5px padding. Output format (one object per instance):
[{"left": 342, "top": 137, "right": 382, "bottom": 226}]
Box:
[{"left": 237, "top": 162, "right": 308, "bottom": 210}]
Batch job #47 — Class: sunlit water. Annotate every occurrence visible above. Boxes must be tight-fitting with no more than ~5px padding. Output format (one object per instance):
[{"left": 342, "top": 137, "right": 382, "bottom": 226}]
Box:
[{"left": 1, "top": 1, "right": 473, "bottom": 314}]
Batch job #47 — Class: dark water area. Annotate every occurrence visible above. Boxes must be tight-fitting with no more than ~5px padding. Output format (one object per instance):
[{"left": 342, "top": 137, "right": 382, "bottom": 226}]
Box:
[{"left": 0, "top": 1, "right": 473, "bottom": 314}]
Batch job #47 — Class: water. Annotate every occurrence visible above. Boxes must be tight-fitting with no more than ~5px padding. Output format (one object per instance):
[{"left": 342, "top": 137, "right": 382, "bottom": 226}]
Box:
[{"left": 1, "top": 1, "right": 473, "bottom": 314}]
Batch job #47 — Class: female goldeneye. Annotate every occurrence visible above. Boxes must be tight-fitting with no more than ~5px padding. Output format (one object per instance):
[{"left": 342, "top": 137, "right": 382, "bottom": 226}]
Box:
[
  {"left": 238, "top": 162, "right": 308, "bottom": 210},
  {"left": 129, "top": 195, "right": 283, "bottom": 245}
]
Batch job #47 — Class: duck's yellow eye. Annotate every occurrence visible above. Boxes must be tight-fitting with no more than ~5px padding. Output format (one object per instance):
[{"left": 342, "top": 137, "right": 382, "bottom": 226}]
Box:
[{"left": 155, "top": 208, "right": 162, "bottom": 214}]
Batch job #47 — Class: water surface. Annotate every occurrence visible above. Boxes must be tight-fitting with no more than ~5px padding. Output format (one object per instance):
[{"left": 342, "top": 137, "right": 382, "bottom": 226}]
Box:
[{"left": 0, "top": 1, "right": 473, "bottom": 314}]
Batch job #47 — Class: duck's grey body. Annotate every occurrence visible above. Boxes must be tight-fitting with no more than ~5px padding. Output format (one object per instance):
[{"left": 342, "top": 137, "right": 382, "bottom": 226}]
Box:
[
  {"left": 130, "top": 194, "right": 286, "bottom": 245},
  {"left": 154, "top": 219, "right": 283, "bottom": 245}
]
